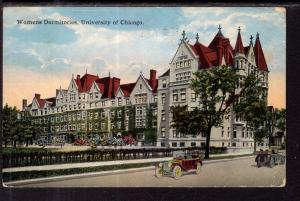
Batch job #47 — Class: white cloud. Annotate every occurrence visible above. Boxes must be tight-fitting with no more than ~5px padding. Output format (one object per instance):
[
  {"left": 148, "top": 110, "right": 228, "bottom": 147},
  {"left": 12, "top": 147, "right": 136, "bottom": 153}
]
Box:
[{"left": 3, "top": 7, "right": 44, "bottom": 30}]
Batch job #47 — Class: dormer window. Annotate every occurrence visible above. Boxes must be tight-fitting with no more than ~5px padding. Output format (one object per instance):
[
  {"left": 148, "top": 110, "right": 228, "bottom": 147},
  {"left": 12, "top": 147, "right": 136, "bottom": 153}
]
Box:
[
  {"left": 140, "top": 84, "right": 142, "bottom": 89},
  {"left": 162, "top": 80, "right": 167, "bottom": 88}
]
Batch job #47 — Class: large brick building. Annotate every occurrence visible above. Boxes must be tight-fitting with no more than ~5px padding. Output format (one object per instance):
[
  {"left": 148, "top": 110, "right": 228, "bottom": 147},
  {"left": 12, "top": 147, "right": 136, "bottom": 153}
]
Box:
[{"left": 23, "top": 26, "right": 269, "bottom": 149}]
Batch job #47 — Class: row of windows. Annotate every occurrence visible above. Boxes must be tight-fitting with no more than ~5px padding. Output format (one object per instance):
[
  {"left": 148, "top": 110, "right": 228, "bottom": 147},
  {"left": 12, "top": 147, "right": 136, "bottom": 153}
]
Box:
[
  {"left": 221, "top": 126, "right": 254, "bottom": 138},
  {"left": 175, "top": 60, "right": 192, "bottom": 69},
  {"left": 175, "top": 71, "right": 191, "bottom": 81},
  {"left": 172, "top": 88, "right": 186, "bottom": 102}
]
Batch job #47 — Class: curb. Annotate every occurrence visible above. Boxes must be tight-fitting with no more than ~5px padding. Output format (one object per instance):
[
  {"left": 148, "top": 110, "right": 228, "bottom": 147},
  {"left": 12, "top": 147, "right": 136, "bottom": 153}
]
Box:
[
  {"left": 3, "top": 155, "right": 255, "bottom": 187},
  {"left": 4, "top": 166, "right": 155, "bottom": 187}
]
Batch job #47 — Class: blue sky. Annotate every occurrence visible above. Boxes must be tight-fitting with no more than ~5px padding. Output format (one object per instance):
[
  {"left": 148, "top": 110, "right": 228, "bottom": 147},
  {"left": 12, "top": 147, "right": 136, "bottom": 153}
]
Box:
[{"left": 3, "top": 7, "right": 286, "bottom": 108}]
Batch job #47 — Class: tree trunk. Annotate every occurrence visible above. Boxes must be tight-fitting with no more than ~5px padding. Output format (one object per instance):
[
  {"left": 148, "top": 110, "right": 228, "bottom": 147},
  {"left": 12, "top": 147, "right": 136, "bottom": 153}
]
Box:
[
  {"left": 13, "top": 140, "right": 17, "bottom": 147},
  {"left": 253, "top": 138, "right": 257, "bottom": 153},
  {"left": 204, "top": 126, "right": 212, "bottom": 159}
]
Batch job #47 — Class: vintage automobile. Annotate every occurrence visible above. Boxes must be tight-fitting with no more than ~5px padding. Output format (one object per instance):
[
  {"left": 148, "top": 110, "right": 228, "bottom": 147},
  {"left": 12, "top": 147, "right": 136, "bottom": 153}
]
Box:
[
  {"left": 255, "top": 149, "right": 286, "bottom": 168},
  {"left": 155, "top": 150, "right": 203, "bottom": 179}
]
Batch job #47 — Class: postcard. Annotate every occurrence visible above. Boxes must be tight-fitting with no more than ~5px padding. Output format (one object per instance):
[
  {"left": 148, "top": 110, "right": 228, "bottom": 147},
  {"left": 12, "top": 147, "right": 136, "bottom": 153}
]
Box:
[{"left": 2, "top": 6, "right": 286, "bottom": 187}]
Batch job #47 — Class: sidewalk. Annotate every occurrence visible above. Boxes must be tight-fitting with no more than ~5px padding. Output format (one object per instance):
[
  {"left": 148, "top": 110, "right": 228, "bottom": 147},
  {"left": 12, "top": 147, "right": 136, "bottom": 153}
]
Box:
[{"left": 3, "top": 152, "right": 253, "bottom": 173}]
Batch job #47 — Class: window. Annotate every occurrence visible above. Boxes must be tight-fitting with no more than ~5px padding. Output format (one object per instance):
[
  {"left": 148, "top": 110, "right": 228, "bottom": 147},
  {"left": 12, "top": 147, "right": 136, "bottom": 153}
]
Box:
[
  {"left": 118, "top": 110, "right": 122, "bottom": 118},
  {"left": 161, "top": 142, "right": 166, "bottom": 147},
  {"left": 201, "top": 142, "right": 206, "bottom": 147},
  {"left": 90, "top": 93, "right": 93, "bottom": 99},
  {"left": 161, "top": 127, "right": 166, "bottom": 138},
  {"left": 161, "top": 93, "right": 166, "bottom": 104},
  {"left": 162, "top": 80, "right": 167, "bottom": 88},
  {"left": 140, "top": 84, "right": 142, "bottom": 89},
  {"left": 95, "top": 92, "right": 99, "bottom": 99},
  {"left": 180, "top": 142, "right": 185, "bottom": 147},
  {"left": 102, "top": 101, "right": 105, "bottom": 106},
  {"left": 228, "top": 127, "right": 230, "bottom": 137},
  {"left": 172, "top": 142, "right": 177, "bottom": 147},
  {"left": 161, "top": 110, "right": 166, "bottom": 121},
  {"left": 232, "top": 142, "right": 236, "bottom": 147},
  {"left": 233, "top": 127, "right": 237, "bottom": 138},
  {"left": 191, "top": 142, "right": 196, "bottom": 147},
  {"left": 173, "top": 90, "right": 178, "bottom": 102},
  {"left": 180, "top": 89, "right": 186, "bottom": 101},
  {"left": 154, "top": 95, "right": 157, "bottom": 102},
  {"left": 112, "top": 100, "right": 115, "bottom": 106},
  {"left": 191, "top": 92, "right": 196, "bottom": 102},
  {"left": 118, "top": 97, "right": 122, "bottom": 106},
  {"left": 173, "top": 129, "right": 178, "bottom": 138},
  {"left": 126, "top": 99, "right": 130, "bottom": 105},
  {"left": 242, "top": 127, "right": 245, "bottom": 138},
  {"left": 136, "top": 106, "right": 143, "bottom": 116}
]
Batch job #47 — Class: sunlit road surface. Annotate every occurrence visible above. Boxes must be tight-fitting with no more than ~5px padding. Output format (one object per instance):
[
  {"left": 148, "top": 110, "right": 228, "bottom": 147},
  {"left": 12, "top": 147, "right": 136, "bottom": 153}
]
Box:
[{"left": 17, "top": 155, "right": 285, "bottom": 187}]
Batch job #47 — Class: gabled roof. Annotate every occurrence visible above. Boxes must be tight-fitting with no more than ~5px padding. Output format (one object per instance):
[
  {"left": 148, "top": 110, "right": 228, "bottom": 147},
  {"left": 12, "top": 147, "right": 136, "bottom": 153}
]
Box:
[
  {"left": 159, "top": 69, "right": 170, "bottom": 77},
  {"left": 36, "top": 98, "right": 45, "bottom": 108},
  {"left": 75, "top": 73, "right": 99, "bottom": 92},
  {"left": 190, "top": 42, "right": 215, "bottom": 68},
  {"left": 94, "top": 80, "right": 105, "bottom": 93},
  {"left": 254, "top": 33, "right": 268, "bottom": 71},
  {"left": 46, "top": 97, "right": 56, "bottom": 107},
  {"left": 120, "top": 83, "right": 136, "bottom": 97},
  {"left": 188, "top": 27, "right": 234, "bottom": 68}
]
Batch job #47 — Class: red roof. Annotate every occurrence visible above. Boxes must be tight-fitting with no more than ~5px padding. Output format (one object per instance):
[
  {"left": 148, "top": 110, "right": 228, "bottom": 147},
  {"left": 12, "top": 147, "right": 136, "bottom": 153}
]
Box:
[
  {"left": 189, "top": 30, "right": 234, "bottom": 68},
  {"left": 36, "top": 98, "right": 45, "bottom": 108},
  {"left": 46, "top": 97, "right": 56, "bottom": 107},
  {"left": 244, "top": 46, "right": 250, "bottom": 56},
  {"left": 234, "top": 29, "right": 244, "bottom": 54},
  {"left": 75, "top": 74, "right": 99, "bottom": 92},
  {"left": 120, "top": 83, "right": 136, "bottom": 97},
  {"left": 254, "top": 34, "right": 268, "bottom": 71},
  {"left": 94, "top": 80, "right": 105, "bottom": 93}
]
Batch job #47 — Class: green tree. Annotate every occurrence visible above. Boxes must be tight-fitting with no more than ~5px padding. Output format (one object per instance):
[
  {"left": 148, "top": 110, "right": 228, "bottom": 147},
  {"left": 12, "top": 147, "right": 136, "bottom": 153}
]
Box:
[
  {"left": 171, "top": 67, "right": 261, "bottom": 159},
  {"left": 234, "top": 73, "right": 268, "bottom": 152},
  {"left": 265, "top": 107, "right": 286, "bottom": 147},
  {"left": 2, "top": 104, "right": 19, "bottom": 147},
  {"left": 171, "top": 105, "right": 206, "bottom": 137},
  {"left": 189, "top": 66, "right": 241, "bottom": 159},
  {"left": 145, "top": 106, "right": 156, "bottom": 144}
]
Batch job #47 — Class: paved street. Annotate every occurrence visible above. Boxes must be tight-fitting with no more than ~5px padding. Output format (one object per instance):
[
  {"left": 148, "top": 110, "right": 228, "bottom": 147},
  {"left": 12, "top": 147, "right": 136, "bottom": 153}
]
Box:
[{"left": 17, "top": 156, "right": 285, "bottom": 187}]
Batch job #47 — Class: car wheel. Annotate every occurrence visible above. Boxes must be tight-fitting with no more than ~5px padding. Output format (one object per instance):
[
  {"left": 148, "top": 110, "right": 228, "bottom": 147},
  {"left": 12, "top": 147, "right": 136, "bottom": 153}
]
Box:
[
  {"left": 196, "top": 162, "right": 201, "bottom": 175},
  {"left": 257, "top": 161, "right": 262, "bottom": 168},
  {"left": 155, "top": 167, "right": 163, "bottom": 178},
  {"left": 173, "top": 165, "right": 182, "bottom": 179}
]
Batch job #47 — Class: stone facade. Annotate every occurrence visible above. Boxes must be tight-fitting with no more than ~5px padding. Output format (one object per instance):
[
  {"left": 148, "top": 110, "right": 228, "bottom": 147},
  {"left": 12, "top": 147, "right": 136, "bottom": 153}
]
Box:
[{"left": 24, "top": 27, "right": 270, "bottom": 149}]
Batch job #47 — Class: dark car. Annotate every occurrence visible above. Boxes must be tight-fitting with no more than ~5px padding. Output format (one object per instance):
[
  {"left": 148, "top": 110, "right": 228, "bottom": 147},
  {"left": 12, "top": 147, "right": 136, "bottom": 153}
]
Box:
[
  {"left": 255, "top": 150, "right": 285, "bottom": 168},
  {"left": 155, "top": 150, "right": 203, "bottom": 179}
]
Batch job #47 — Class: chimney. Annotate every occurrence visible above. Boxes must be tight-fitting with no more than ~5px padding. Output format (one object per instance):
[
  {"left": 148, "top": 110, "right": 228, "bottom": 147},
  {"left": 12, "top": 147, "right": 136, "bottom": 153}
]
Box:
[
  {"left": 77, "top": 74, "right": 80, "bottom": 80},
  {"left": 56, "top": 89, "right": 60, "bottom": 96},
  {"left": 112, "top": 77, "right": 120, "bottom": 96},
  {"left": 22, "top": 99, "right": 27, "bottom": 110},
  {"left": 34, "top": 93, "right": 41, "bottom": 99},
  {"left": 150, "top": 69, "right": 157, "bottom": 88}
]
